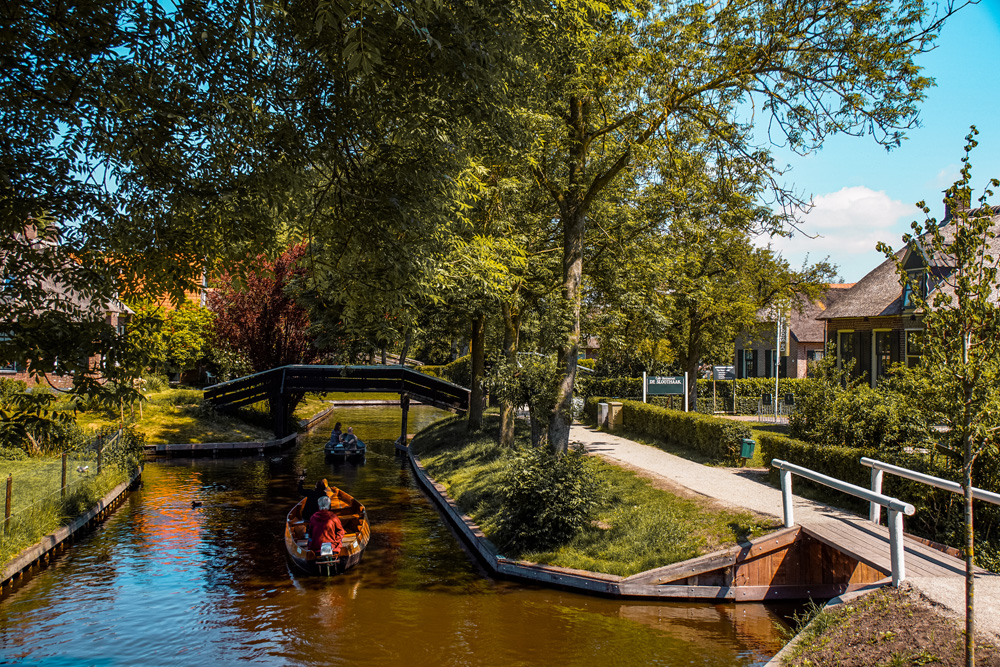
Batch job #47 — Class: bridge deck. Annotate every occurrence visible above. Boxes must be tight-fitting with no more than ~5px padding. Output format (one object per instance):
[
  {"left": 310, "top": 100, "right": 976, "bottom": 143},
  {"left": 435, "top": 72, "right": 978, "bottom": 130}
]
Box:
[{"left": 803, "top": 516, "right": 979, "bottom": 579}]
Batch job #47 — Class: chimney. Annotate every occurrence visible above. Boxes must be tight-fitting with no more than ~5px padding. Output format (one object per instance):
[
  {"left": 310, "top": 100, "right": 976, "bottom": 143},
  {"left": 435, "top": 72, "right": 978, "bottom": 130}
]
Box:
[{"left": 943, "top": 186, "right": 972, "bottom": 221}]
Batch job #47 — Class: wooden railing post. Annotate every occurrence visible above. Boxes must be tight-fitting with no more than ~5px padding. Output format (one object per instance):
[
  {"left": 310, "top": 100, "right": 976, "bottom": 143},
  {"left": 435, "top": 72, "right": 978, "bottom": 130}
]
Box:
[
  {"left": 4, "top": 474, "right": 11, "bottom": 535},
  {"left": 61, "top": 451, "right": 67, "bottom": 498},
  {"left": 780, "top": 468, "right": 795, "bottom": 528},
  {"left": 889, "top": 508, "right": 906, "bottom": 586},
  {"left": 870, "top": 467, "right": 884, "bottom": 524}
]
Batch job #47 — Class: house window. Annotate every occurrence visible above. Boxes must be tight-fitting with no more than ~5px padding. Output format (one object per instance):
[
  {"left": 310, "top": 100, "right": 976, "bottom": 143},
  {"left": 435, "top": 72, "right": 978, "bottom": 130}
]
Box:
[
  {"left": 741, "top": 349, "right": 756, "bottom": 378},
  {"left": 805, "top": 350, "right": 824, "bottom": 377},
  {"left": 837, "top": 330, "right": 855, "bottom": 370},
  {"left": 902, "top": 269, "right": 927, "bottom": 310},
  {"left": 0, "top": 360, "right": 16, "bottom": 373},
  {"left": 905, "top": 330, "right": 923, "bottom": 368},
  {"left": 874, "top": 330, "right": 893, "bottom": 383}
]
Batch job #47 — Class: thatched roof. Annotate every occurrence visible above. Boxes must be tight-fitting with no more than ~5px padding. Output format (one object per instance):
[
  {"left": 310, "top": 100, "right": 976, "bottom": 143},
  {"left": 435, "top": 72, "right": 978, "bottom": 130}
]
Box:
[
  {"left": 791, "top": 285, "right": 854, "bottom": 342},
  {"left": 820, "top": 208, "right": 1000, "bottom": 320}
]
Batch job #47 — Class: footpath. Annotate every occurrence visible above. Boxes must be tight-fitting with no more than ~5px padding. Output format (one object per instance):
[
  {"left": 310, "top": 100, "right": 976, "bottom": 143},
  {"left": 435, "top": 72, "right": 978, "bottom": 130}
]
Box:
[{"left": 569, "top": 424, "right": 1000, "bottom": 639}]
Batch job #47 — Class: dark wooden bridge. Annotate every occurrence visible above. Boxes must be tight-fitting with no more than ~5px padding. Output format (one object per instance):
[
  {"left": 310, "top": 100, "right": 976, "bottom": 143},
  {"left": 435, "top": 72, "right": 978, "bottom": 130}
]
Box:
[{"left": 203, "top": 365, "right": 469, "bottom": 438}]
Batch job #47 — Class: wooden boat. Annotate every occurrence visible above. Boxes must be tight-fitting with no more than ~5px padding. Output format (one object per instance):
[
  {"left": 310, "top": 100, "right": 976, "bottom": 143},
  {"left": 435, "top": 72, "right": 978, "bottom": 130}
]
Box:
[
  {"left": 284, "top": 486, "right": 370, "bottom": 576},
  {"left": 324, "top": 436, "right": 366, "bottom": 462}
]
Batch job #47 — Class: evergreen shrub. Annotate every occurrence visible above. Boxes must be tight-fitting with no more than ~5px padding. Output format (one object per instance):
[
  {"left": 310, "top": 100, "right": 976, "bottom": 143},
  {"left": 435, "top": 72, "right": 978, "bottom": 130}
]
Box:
[{"left": 492, "top": 446, "right": 598, "bottom": 552}]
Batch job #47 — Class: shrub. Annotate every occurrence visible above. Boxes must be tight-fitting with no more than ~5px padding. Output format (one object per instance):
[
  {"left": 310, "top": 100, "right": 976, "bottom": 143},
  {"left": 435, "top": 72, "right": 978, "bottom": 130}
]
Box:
[
  {"left": 621, "top": 400, "right": 751, "bottom": 465},
  {"left": 757, "top": 432, "right": 871, "bottom": 490},
  {"left": 420, "top": 355, "right": 471, "bottom": 387},
  {"left": 0, "top": 378, "right": 27, "bottom": 406},
  {"left": 492, "top": 446, "right": 598, "bottom": 553}
]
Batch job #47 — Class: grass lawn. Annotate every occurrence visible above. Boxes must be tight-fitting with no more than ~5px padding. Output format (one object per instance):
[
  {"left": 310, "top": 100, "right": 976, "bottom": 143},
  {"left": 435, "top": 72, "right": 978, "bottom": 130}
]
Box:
[
  {"left": 64, "top": 388, "right": 274, "bottom": 445},
  {"left": 411, "top": 415, "right": 780, "bottom": 577},
  {"left": 0, "top": 456, "right": 133, "bottom": 566}
]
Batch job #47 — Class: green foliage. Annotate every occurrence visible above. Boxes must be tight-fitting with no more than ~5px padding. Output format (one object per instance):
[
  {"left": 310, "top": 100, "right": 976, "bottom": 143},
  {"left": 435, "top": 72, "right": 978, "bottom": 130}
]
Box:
[
  {"left": 0, "top": 390, "right": 86, "bottom": 455},
  {"left": 421, "top": 355, "right": 472, "bottom": 387},
  {"left": 577, "top": 358, "right": 596, "bottom": 371},
  {"left": 758, "top": 432, "right": 871, "bottom": 491},
  {"left": 125, "top": 301, "right": 214, "bottom": 376},
  {"left": 621, "top": 400, "right": 752, "bottom": 465},
  {"left": 491, "top": 446, "right": 598, "bottom": 553},
  {"left": 0, "top": 378, "right": 28, "bottom": 406}
]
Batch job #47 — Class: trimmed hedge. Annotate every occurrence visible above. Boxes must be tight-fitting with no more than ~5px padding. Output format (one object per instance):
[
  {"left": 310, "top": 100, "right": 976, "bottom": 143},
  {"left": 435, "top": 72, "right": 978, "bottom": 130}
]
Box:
[
  {"left": 757, "top": 432, "right": 871, "bottom": 490},
  {"left": 620, "top": 400, "right": 751, "bottom": 465},
  {"left": 419, "top": 354, "right": 471, "bottom": 387}
]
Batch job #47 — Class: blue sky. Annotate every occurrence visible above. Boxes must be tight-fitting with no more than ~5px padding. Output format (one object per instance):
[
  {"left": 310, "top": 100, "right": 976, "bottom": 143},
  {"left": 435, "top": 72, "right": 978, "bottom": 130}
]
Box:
[{"left": 757, "top": 0, "right": 1000, "bottom": 282}]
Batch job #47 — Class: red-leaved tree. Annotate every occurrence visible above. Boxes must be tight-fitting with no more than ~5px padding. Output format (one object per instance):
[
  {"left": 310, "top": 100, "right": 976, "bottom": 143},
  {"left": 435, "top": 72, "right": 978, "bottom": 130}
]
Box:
[{"left": 208, "top": 244, "right": 318, "bottom": 373}]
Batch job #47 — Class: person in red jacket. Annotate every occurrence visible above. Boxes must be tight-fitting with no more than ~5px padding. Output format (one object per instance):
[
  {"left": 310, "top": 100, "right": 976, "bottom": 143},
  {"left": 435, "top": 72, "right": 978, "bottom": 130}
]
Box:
[{"left": 308, "top": 495, "right": 346, "bottom": 556}]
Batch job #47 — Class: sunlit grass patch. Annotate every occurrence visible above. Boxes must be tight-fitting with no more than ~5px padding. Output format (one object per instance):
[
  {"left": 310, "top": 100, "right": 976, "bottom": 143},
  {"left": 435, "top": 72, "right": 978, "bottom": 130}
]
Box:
[{"left": 411, "top": 416, "right": 780, "bottom": 577}]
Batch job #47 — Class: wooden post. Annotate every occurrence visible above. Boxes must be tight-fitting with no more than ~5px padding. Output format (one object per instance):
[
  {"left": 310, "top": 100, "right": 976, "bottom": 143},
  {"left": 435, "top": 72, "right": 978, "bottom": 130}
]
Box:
[
  {"left": 4, "top": 474, "right": 11, "bottom": 536},
  {"left": 889, "top": 508, "right": 906, "bottom": 586},
  {"left": 61, "top": 452, "right": 67, "bottom": 498},
  {"left": 780, "top": 468, "right": 794, "bottom": 528},
  {"left": 97, "top": 435, "right": 103, "bottom": 474},
  {"left": 869, "top": 467, "right": 884, "bottom": 524},
  {"left": 399, "top": 392, "right": 410, "bottom": 447}
]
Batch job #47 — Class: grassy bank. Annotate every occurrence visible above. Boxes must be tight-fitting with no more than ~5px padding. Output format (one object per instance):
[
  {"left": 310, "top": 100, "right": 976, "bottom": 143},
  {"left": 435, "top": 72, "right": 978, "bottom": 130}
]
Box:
[
  {"left": 781, "top": 587, "right": 1000, "bottom": 666},
  {"left": 71, "top": 388, "right": 274, "bottom": 444},
  {"left": 411, "top": 415, "right": 779, "bottom": 577}
]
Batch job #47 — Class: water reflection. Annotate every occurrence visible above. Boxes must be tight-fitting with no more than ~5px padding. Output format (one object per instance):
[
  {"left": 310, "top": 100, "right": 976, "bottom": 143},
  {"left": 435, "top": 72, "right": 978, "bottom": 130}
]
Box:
[{"left": 0, "top": 405, "right": 788, "bottom": 666}]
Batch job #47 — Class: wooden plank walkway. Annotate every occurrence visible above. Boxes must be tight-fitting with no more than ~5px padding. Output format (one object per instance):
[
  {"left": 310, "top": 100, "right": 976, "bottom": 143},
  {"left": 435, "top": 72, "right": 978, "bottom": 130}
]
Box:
[{"left": 802, "top": 516, "right": 982, "bottom": 580}]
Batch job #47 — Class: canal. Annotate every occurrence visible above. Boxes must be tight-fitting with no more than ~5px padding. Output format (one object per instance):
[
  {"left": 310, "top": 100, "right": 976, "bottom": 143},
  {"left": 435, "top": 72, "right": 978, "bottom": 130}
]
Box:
[{"left": 0, "top": 405, "right": 791, "bottom": 666}]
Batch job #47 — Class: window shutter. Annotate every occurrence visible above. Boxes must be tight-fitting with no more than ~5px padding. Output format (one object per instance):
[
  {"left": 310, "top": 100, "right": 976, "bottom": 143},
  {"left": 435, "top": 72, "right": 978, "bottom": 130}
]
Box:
[
  {"left": 751, "top": 349, "right": 758, "bottom": 377},
  {"left": 890, "top": 330, "right": 901, "bottom": 366},
  {"left": 764, "top": 349, "right": 772, "bottom": 378},
  {"left": 735, "top": 350, "right": 743, "bottom": 379}
]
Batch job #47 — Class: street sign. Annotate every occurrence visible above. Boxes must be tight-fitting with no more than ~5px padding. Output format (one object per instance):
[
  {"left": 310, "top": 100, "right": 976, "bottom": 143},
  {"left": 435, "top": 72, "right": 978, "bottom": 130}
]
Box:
[
  {"left": 646, "top": 375, "right": 685, "bottom": 395},
  {"left": 713, "top": 366, "right": 735, "bottom": 381}
]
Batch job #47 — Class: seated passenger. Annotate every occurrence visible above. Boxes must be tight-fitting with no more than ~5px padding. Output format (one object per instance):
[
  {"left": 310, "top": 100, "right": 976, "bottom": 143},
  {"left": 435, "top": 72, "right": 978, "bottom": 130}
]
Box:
[
  {"left": 343, "top": 426, "right": 358, "bottom": 451},
  {"left": 329, "top": 421, "right": 343, "bottom": 444},
  {"left": 308, "top": 495, "right": 346, "bottom": 556},
  {"left": 298, "top": 478, "right": 330, "bottom": 521}
]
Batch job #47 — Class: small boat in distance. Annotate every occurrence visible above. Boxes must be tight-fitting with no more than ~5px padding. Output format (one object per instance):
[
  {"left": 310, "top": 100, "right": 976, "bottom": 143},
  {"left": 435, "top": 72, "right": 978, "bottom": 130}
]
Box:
[
  {"left": 284, "top": 486, "right": 370, "bottom": 576},
  {"left": 324, "top": 435, "right": 366, "bottom": 462}
]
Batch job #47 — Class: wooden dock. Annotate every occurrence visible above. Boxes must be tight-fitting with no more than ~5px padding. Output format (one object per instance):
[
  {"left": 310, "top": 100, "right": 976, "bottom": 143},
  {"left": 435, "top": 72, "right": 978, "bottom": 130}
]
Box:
[{"left": 144, "top": 432, "right": 297, "bottom": 457}]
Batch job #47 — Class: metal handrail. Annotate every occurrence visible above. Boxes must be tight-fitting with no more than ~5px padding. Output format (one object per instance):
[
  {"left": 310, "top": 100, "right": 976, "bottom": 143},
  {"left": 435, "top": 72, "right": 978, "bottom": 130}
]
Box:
[
  {"left": 860, "top": 457, "right": 1000, "bottom": 525},
  {"left": 771, "top": 458, "right": 915, "bottom": 586}
]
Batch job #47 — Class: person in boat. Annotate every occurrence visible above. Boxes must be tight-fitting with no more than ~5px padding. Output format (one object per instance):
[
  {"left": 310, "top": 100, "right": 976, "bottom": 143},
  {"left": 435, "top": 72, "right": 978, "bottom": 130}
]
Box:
[
  {"left": 342, "top": 426, "right": 359, "bottom": 452},
  {"left": 329, "top": 422, "right": 343, "bottom": 445},
  {"left": 298, "top": 477, "right": 330, "bottom": 521},
  {"left": 308, "top": 495, "right": 346, "bottom": 556}
]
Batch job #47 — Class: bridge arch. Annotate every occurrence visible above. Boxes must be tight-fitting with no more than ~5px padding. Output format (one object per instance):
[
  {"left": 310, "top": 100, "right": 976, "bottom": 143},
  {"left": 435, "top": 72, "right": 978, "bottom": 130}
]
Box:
[{"left": 203, "top": 365, "right": 470, "bottom": 440}]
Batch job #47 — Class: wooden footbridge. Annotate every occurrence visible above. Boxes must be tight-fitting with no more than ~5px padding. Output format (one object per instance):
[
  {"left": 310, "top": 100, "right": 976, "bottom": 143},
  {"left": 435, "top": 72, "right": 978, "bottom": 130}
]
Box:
[{"left": 203, "top": 365, "right": 469, "bottom": 440}]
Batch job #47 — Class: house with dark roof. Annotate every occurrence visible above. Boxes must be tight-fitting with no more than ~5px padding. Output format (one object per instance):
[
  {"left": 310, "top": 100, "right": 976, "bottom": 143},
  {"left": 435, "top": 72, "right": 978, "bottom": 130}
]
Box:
[
  {"left": 734, "top": 285, "right": 854, "bottom": 379},
  {"left": 817, "top": 203, "right": 1000, "bottom": 385}
]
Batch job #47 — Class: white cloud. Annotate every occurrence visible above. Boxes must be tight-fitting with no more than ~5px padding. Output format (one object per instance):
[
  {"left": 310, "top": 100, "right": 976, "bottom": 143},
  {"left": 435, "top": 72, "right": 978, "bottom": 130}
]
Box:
[{"left": 759, "top": 186, "right": 915, "bottom": 281}]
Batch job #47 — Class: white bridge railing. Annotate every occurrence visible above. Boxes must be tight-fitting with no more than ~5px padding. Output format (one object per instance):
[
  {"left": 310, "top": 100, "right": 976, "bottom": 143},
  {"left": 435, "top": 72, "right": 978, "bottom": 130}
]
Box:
[
  {"left": 860, "top": 458, "right": 1000, "bottom": 525},
  {"left": 771, "top": 459, "right": 916, "bottom": 586}
]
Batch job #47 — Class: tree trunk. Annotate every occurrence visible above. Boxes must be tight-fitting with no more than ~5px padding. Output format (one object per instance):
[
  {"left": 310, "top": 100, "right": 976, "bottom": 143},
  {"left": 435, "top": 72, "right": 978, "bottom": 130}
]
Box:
[
  {"left": 963, "top": 382, "right": 976, "bottom": 667},
  {"left": 468, "top": 311, "right": 486, "bottom": 431},
  {"left": 398, "top": 329, "right": 412, "bottom": 367},
  {"left": 381, "top": 346, "right": 387, "bottom": 365},
  {"left": 548, "top": 205, "right": 585, "bottom": 454},
  {"left": 529, "top": 410, "right": 546, "bottom": 448},
  {"left": 500, "top": 302, "right": 520, "bottom": 447}
]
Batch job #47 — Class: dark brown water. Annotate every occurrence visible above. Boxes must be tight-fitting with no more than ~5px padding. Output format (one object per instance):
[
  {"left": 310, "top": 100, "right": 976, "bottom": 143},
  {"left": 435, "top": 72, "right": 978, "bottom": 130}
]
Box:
[{"left": 0, "top": 406, "right": 790, "bottom": 666}]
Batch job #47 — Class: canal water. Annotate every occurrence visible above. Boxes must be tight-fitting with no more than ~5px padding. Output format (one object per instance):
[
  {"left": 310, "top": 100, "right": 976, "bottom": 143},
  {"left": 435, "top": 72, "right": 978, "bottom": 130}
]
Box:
[{"left": 0, "top": 405, "right": 791, "bottom": 666}]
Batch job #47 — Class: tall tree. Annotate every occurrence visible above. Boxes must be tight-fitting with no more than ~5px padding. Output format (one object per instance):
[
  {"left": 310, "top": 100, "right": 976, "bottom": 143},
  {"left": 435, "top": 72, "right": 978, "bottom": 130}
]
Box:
[
  {"left": 519, "top": 0, "right": 958, "bottom": 452},
  {"left": 878, "top": 129, "right": 1000, "bottom": 667}
]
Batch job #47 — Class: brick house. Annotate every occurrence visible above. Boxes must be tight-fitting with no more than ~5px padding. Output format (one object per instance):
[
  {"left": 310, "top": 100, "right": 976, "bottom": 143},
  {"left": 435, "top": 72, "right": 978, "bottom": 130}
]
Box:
[
  {"left": 734, "top": 285, "right": 853, "bottom": 379},
  {"left": 1, "top": 225, "right": 132, "bottom": 389},
  {"left": 818, "top": 204, "right": 1000, "bottom": 385}
]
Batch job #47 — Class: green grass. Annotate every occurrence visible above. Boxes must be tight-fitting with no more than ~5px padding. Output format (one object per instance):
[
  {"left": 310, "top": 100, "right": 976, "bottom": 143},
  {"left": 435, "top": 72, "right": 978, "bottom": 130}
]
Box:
[
  {"left": 411, "top": 416, "right": 781, "bottom": 577},
  {"left": 0, "top": 457, "right": 133, "bottom": 566}
]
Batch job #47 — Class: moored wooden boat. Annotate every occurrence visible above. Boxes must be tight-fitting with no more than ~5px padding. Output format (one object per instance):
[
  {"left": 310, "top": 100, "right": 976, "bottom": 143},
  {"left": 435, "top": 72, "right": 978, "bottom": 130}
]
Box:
[{"left": 284, "top": 486, "right": 370, "bottom": 576}]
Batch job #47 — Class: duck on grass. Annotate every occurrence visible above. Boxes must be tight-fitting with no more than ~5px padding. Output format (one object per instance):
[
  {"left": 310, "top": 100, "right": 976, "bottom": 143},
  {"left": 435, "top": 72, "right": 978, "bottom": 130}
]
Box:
[{"left": 410, "top": 414, "right": 777, "bottom": 577}]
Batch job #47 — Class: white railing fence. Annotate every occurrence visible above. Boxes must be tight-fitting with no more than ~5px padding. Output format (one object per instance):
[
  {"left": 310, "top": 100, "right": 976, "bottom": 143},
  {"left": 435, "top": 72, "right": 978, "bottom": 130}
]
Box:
[
  {"left": 771, "top": 459, "right": 916, "bottom": 586},
  {"left": 860, "top": 457, "right": 1000, "bottom": 525}
]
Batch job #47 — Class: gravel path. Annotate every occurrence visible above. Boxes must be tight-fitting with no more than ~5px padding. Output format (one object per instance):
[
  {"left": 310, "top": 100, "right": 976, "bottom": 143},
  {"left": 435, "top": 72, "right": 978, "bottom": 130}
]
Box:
[{"left": 570, "top": 423, "right": 1000, "bottom": 639}]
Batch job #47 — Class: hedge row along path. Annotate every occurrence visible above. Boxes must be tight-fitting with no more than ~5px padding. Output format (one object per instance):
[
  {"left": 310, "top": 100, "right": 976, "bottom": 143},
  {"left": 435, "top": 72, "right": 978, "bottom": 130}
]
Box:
[{"left": 569, "top": 424, "right": 1000, "bottom": 640}]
